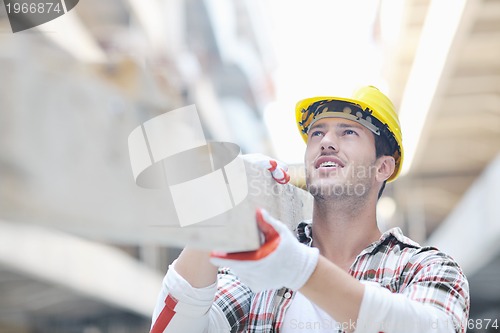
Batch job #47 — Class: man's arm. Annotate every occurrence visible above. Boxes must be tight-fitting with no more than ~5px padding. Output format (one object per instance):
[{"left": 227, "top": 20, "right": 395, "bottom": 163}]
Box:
[
  {"left": 150, "top": 250, "right": 227, "bottom": 333},
  {"left": 151, "top": 250, "right": 256, "bottom": 333},
  {"left": 300, "top": 255, "right": 467, "bottom": 333},
  {"left": 174, "top": 248, "right": 218, "bottom": 287},
  {"left": 299, "top": 255, "right": 364, "bottom": 330}
]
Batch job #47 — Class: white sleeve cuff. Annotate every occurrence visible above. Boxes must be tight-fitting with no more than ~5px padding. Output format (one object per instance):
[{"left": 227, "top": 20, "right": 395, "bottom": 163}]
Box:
[
  {"left": 355, "top": 282, "right": 455, "bottom": 333},
  {"left": 164, "top": 259, "right": 218, "bottom": 317}
]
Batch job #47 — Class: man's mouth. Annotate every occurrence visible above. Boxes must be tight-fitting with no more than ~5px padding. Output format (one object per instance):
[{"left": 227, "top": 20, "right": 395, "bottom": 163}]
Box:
[
  {"left": 315, "top": 156, "right": 345, "bottom": 169},
  {"left": 318, "top": 161, "right": 339, "bottom": 168}
]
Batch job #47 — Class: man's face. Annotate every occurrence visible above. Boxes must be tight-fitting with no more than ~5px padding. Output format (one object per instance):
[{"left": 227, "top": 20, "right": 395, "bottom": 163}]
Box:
[{"left": 304, "top": 117, "right": 378, "bottom": 200}]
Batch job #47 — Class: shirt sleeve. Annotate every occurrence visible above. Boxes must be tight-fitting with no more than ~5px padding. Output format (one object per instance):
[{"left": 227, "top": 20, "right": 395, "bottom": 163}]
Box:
[
  {"left": 355, "top": 250, "right": 470, "bottom": 333},
  {"left": 150, "top": 262, "right": 255, "bottom": 333},
  {"left": 213, "top": 267, "right": 254, "bottom": 331},
  {"left": 150, "top": 260, "right": 231, "bottom": 333}
]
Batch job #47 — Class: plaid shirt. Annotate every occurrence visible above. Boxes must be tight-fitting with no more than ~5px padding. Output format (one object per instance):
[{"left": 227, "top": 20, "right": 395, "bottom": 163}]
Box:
[{"left": 214, "top": 223, "right": 470, "bottom": 333}]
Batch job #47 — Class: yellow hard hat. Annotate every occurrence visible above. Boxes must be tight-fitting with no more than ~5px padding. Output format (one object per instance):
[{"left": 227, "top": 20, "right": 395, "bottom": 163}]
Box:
[{"left": 295, "top": 86, "right": 403, "bottom": 182}]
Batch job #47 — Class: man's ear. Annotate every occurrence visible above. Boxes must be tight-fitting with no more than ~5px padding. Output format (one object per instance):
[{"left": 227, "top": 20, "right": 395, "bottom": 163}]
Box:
[{"left": 376, "top": 155, "right": 396, "bottom": 182}]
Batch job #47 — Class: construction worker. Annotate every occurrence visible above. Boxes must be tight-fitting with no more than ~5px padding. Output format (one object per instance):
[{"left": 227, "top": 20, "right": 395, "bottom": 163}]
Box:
[{"left": 150, "top": 86, "right": 470, "bottom": 333}]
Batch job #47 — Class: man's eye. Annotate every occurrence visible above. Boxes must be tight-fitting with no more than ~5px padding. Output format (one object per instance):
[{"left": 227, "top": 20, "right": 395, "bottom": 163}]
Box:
[
  {"left": 311, "top": 130, "right": 323, "bottom": 137},
  {"left": 344, "top": 129, "right": 357, "bottom": 136}
]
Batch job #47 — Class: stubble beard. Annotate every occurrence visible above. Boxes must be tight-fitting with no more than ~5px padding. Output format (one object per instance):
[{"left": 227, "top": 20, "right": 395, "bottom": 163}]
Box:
[{"left": 305, "top": 165, "right": 374, "bottom": 207}]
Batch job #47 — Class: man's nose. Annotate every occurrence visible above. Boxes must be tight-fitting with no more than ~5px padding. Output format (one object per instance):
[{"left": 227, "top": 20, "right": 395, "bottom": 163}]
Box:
[{"left": 320, "top": 133, "right": 338, "bottom": 152}]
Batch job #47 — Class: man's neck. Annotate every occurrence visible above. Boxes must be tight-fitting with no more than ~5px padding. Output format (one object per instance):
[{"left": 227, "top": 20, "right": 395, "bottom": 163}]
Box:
[{"left": 311, "top": 196, "right": 382, "bottom": 271}]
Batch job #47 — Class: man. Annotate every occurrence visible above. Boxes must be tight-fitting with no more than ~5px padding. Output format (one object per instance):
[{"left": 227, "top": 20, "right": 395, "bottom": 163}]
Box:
[{"left": 151, "top": 86, "right": 470, "bottom": 333}]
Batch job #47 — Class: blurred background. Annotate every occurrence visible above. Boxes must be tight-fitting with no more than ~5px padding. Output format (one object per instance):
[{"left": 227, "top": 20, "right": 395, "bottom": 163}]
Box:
[{"left": 0, "top": 0, "right": 499, "bottom": 332}]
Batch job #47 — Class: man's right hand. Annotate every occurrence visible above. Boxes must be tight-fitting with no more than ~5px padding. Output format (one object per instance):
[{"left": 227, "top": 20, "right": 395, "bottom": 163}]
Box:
[
  {"left": 210, "top": 208, "right": 319, "bottom": 292},
  {"left": 241, "top": 153, "right": 290, "bottom": 184}
]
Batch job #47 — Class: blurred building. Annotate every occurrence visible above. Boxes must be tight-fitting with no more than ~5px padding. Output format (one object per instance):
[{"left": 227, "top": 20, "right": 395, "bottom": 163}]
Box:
[{"left": 0, "top": 0, "right": 499, "bottom": 332}]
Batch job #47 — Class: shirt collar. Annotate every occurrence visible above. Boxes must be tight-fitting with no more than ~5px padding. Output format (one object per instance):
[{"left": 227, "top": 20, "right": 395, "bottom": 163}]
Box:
[
  {"left": 296, "top": 220, "right": 313, "bottom": 246},
  {"left": 296, "top": 222, "right": 421, "bottom": 253}
]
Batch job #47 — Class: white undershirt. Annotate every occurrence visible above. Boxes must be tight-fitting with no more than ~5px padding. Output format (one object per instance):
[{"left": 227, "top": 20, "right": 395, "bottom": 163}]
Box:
[{"left": 282, "top": 292, "right": 339, "bottom": 332}]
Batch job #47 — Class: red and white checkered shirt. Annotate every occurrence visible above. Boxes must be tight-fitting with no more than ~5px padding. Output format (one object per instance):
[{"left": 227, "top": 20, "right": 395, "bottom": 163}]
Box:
[{"left": 151, "top": 224, "right": 470, "bottom": 333}]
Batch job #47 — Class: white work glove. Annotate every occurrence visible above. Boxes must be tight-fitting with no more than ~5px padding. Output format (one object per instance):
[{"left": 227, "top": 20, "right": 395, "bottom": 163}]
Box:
[
  {"left": 240, "top": 153, "right": 290, "bottom": 184},
  {"left": 210, "top": 208, "right": 319, "bottom": 292}
]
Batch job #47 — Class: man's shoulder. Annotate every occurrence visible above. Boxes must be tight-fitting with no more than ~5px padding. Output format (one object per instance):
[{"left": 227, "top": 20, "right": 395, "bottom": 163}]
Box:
[
  {"left": 382, "top": 227, "right": 420, "bottom": 247},
  {"left": 381, "top": 227, "right": 464, "bottom": 270},
  {"left": 362, "top": 227, "right": 422, "bottom": 257}
]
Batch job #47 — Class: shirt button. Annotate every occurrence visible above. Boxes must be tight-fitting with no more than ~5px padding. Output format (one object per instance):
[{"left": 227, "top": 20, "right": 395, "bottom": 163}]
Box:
[{"left": 284, "top": 292, "right": 292, "bottom": 299}]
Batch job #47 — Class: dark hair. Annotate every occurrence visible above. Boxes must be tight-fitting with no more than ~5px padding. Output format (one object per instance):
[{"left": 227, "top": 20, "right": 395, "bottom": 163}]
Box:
[{"left": 374, "top": 133, "right": 395, "bottom": 199}]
